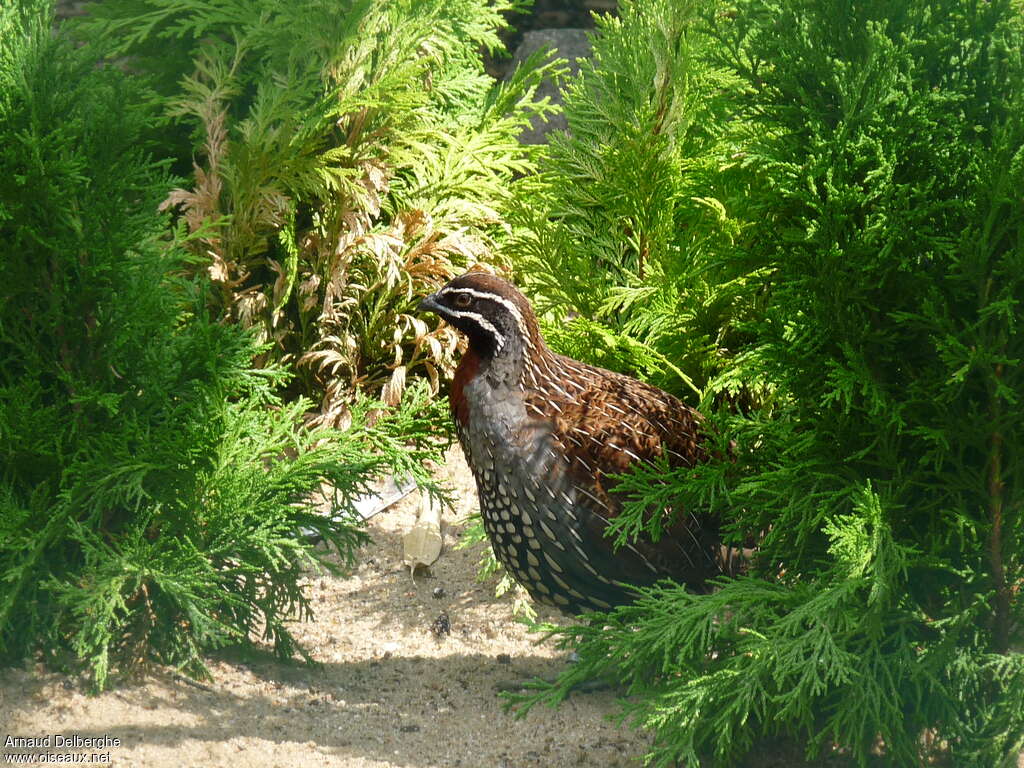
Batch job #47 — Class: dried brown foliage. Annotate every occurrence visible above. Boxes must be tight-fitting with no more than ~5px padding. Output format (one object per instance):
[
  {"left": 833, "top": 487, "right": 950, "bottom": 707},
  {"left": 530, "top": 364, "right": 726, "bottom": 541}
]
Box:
[{"left": 139, "top": 0, "right": 554, "bottom": 423}]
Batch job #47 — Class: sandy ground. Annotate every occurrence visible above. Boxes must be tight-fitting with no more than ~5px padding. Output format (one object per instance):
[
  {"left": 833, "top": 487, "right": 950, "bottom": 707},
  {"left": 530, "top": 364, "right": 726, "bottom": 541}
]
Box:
[
  {"left": 0, "top": 449, "right": 654, "bottom": 768},
  {"left": 2, "top": 447, "right": 1021, "bottom": 768}
]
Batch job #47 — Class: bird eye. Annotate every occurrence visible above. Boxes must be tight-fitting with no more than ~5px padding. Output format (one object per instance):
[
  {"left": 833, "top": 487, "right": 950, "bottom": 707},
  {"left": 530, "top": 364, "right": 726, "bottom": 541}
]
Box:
[{"left": 453, "top": 293, "right": 472, "bottom": 308}]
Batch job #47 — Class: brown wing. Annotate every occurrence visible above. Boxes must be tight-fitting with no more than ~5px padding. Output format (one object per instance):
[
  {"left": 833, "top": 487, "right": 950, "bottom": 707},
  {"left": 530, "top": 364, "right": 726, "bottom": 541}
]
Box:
[{"left": 524, "top": 355, "right": 722, "bottom": 591}]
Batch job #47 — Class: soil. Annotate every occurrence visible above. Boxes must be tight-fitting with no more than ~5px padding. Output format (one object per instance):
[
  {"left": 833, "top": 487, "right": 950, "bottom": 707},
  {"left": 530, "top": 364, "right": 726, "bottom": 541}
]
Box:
[{"left": 0, "top": 449, "right": 656, "bottom": 768}]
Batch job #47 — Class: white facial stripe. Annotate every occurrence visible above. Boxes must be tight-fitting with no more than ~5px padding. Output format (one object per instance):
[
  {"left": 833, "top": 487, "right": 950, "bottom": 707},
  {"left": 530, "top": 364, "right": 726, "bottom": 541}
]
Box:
[
  {"left": 439, "top": 287, "right": 528, "bottom": 337},
  {"left": 444, "top": 308, "right": 506, "bottom": 351}
]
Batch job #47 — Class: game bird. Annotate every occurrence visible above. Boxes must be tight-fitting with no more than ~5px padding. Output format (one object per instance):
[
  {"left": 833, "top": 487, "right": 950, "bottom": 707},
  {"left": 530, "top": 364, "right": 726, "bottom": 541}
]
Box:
[{"left": 419, "top": 272, "right": 738, "bottom": 614}]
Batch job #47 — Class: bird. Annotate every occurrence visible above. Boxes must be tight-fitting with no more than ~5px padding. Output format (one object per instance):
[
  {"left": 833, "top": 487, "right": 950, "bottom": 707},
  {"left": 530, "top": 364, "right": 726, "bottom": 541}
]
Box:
[{"left": 419, "top": 271, "right": 737, "bottom": 614}]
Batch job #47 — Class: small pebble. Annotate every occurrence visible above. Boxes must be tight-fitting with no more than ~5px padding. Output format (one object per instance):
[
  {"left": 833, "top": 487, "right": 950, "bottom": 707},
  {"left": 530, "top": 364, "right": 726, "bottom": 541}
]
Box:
[
  {"left": 432, "top": 587, "right": 445, "bottom": 599},
  {"left": 431, "top": 612, "right": 451, "bottom": 637}
]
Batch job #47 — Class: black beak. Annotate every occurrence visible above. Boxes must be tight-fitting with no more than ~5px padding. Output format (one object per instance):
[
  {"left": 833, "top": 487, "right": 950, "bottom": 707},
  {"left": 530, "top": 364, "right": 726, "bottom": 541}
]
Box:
[{"left": 418, "top": 293, "right": 442, "bottom": 314}]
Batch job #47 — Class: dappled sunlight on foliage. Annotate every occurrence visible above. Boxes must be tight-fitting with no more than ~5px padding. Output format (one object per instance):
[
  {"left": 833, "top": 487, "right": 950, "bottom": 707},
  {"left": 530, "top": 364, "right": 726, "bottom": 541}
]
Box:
[
  {"left": 507, "top": 0, "right": 763, "bottom": 407},
  {"left": 77, "top": 0, "right": 558, "bottom": 422},
  {"left": 0, "top": 0, "right": 451, "bottom": 690}
]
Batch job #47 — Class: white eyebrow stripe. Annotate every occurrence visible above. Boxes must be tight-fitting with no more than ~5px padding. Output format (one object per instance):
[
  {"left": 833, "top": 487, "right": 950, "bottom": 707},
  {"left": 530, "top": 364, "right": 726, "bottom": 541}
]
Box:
[
  {"left": 442, "top": 308, "right": 506, "bottom": 351},
  {"left": 440, "top": 287, "right": 528, "bottom": 335}
]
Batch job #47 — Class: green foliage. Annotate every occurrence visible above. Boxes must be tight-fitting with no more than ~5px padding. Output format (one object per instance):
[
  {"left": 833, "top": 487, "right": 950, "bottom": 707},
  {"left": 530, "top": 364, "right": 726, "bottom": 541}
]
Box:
[
  {"left": 77, "top": 0, "right": 557, "bottom": 421},
  {"left": 0, "top": 2, "right": 450, "bottom": 689},
  {"left": 541, "top": 315, "right": 701, "bottom": 396},
  {"left": 508, "top": 0, "right": 760, "bottom": 402},
  {"left": 526, "top": 485, "right": 965, "bottom": 766},
  {"left": 511, "top": 0, "right": 1024, "bottom": 765}
]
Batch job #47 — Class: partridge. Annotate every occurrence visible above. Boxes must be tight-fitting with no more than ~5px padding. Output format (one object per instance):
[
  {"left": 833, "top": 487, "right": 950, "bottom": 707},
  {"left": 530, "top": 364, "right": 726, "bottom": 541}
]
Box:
[{"left": 420, "top": 272, "right": 734, "bottom": 614}]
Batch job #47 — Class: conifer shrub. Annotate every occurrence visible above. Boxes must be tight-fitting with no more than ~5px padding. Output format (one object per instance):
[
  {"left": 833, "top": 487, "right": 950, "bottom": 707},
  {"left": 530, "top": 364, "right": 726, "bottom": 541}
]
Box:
[
  {"left": 77, "top": 0, "right": 556, "bottom": 423},
  {"left": 508, "top": 0, "right": 761, "bottom": 404},
  {"left": 516, "top": 1, "right": 1024, "bottom": 766},
  {"left": 0, "top": 1, "right": 449, "bottom": 689}
]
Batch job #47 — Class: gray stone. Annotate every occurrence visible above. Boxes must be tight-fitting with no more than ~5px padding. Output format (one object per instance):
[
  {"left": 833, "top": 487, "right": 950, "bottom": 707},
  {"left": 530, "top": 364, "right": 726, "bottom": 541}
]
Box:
[{"left": 507, "top": 29, "right": 593, "bottom": 144}]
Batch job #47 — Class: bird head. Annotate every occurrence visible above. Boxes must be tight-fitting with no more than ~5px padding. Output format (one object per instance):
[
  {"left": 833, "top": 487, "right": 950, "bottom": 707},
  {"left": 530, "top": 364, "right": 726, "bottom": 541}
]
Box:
[{"left": 419, "top": 272, "right": 541, "bottom": 360}]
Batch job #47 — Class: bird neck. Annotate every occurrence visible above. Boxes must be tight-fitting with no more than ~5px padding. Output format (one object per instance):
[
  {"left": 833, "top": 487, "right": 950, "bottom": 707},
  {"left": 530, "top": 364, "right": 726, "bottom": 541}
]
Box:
[
  {"left": 453, "top": 323, "right": 553, "bottom": 409},
  {"left": 451, "top": 343, "right": 525, "bottom": 429}
]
